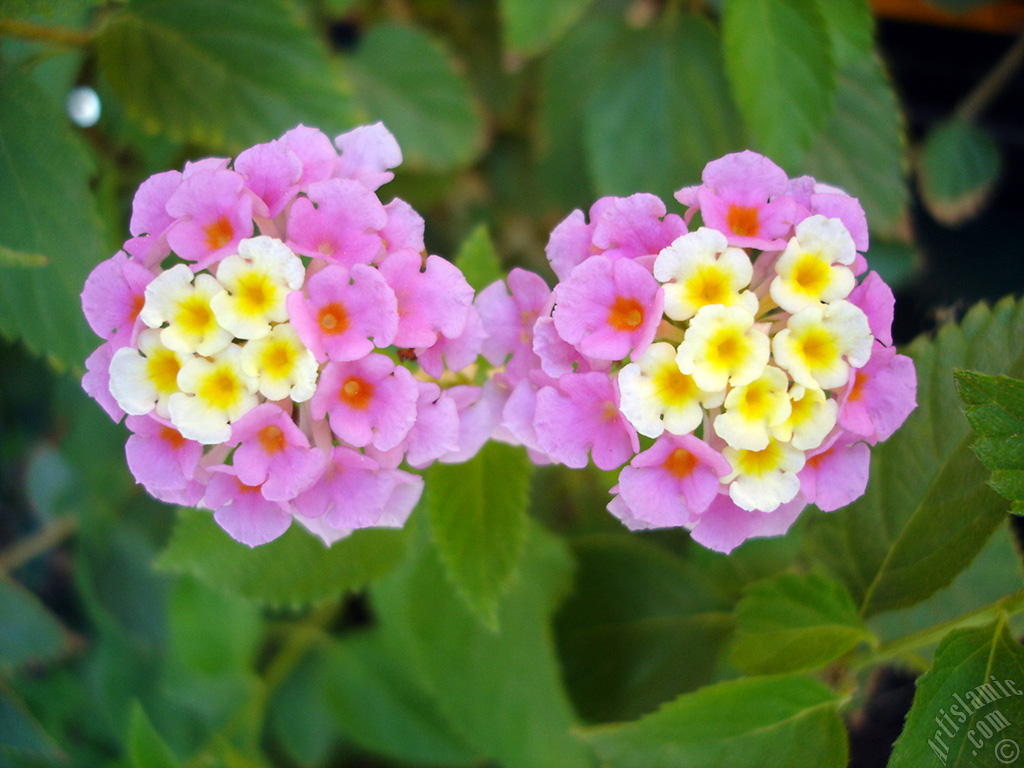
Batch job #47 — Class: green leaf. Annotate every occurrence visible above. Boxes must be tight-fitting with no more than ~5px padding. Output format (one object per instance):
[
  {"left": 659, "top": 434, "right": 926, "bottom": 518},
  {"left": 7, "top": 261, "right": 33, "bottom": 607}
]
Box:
[
  {"left": 372, "top": 519, "right": 592, "bottom": 768},
  {"left": 556, "top": 534, "right": 733, "bottom": 722},
  {"left": 813, "top": 0, "right": 874, "bottom": 66},
  {"left": 348, "top": 23, "right": 486, "bottom": 172},
  {"left": 0, "top": 686, "right": 60, "bottom": 760},
  {"left": 268, "top": 650, "right": 338, "bottom": 767},
  {"left": 0, "top": 63, "right": 106, "bottom": 371},
  {"left": 584, "top": 15, "right": 746, "bottom": 200},
  {"left": 731, "top": 573, "right": 872, "bottom": 675},
  {"left": 870, "top": 522, "right": 1024, "bottom": 661},
  {"left": 809, "top": 297, "right": 1024, "bottom": 618},
  {"left": 919, "top": 120, "right": 1001, "bottom": 226},
  {"left": 539, "top": 10, "right": 622, "bottom": 210},
  {"left": 722, "top": 0, "right": 836, "bottom": 167},
  {"left": 127, "top": 702, "right": 180, "bottom": 768},
  {"left": 454, "top": 223, "right": 502, "bottom": 292},
  {"left": 425, "top": 441, "right": 532, "bottom": 627},
  {"left": 322, "top": 632, "right": 482, "bottom": 766},
  {"left": 96, "top": 0, "right": 358, "bottom": 152},
  {"left": 499, "top": 0, "right": 595, "bottom": 60},
  {"left": 888, "top": 619, "right": 1024, "bottom": 768},
  {"left": 799, "top": 53, "right": 909, "bottom": 241},
  {"left": 580, "top": 674, "right": 848, "bottom": 768},
  {"left": 157, "top": 508, "right": 406, "bottom": 606},
  {"left": 167, "top": 575, "right": 262, "bottom": 676},
  {"left": 956, "top": 370, "right": 1024, "bottom": 513},
  {"left": 0, "top": 577, "right": 68, "bottom": 669}
]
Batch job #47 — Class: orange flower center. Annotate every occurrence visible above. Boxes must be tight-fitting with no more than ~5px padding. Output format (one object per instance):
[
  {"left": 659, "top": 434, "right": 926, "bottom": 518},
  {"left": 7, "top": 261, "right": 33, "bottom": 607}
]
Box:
[
  {"left": 608, "top": 297, "right": 645, "bottom": 331},
  {"left": 159, "top": 426, "right": 186, "bottom": 449},
  {"left": 340, "top": 377, "right": 374, "bottom": 410},
  {"left": 726, "top": 204, "right": 760, "bottom": 238},
  {"left": 663, "top": 448, "right": 698, "bottom": 479},
  {"left": 318, "top": 303, "right": 349, "bottom": 335},
  {"left": 258, "top": 425, "right": 287, "bottom": 455},
  {"left": 204, "top": 215, "right": 234, "bottom": 250}
]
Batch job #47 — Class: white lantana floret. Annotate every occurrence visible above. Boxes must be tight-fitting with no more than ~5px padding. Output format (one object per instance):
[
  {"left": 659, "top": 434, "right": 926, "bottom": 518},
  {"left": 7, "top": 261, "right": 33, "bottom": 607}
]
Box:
[
  {"left": 618, "top": 341, "right": 725, "bottom": 438},
  {"left": 140, "top": 263, "right": 232, "bottom": 356},
  {"left": 653, "top": 228, "right": 759, "bottom": 321},
  {"left": 210, "top": 236, "right": 306, "bottom": 340}
]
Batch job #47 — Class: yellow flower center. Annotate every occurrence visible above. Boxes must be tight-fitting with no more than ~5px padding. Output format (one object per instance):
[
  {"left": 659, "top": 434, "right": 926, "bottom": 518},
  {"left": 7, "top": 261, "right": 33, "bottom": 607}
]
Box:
[
  {"left": 177, "top": 295, "right": 215, "bottom": 335},
  {"left": 147, "top": 349, "right": 182, "bottom": 394},
  {"left": 199, "top": 368, "right": 242, "bottom": 410},
  {"left": 792, "top": 254, "right": 831, "bottom": 296}
]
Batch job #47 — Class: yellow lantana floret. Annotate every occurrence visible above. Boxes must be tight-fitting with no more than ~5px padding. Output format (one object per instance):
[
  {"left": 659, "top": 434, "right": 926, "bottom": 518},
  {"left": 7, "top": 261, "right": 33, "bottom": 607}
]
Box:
[
  {"left": 769, "top": 215, "right": 856, "bottom": 314},
  {"left": 168, "top": 345, "right": 258, "bottom": 444},
  {"left": 723, "top": 437, "right": 805, "bottom": 512},
  {"left": 771, "top": 385, "right": 838, "bottom": 451},
  {"left": 618, "top": 341, "right": 725, "bottom": 438},
  {"left": 713, "top": 365, "right": 791, "bottom": 451},
  {"left": 140, "top": 263, "right": 232, "bottom": 356},
  {"left": 772, "top": 300, "right": 872, "bottom": 391},
  {"left": 240, "top": 322, "right": 319, "bottom": 403},
  {"left": 108, "top": 329, "right": 189, "bottom": 418},
  {"left": 676, "top": 305, "right": 770, "bottom": 392},
  {"left": 210, "top": 236, "right": 305, "bottom": 340},
  {"left": 653, "top": 228, "right": 758, "bottom": 321}
]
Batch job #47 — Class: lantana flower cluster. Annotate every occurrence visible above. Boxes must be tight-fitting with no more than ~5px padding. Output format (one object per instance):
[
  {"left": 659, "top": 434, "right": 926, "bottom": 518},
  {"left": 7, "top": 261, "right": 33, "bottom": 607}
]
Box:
[
  {"left": 81, "top": 123, "right": 492, "bottom": 547},
  {"left": 480, "top": 151, "right": 917, "bottom": 553}
]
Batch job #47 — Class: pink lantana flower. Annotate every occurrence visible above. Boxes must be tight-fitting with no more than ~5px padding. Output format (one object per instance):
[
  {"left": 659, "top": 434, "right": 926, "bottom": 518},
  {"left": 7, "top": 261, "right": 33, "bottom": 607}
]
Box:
[
  {"left": 311, "top": 354, "right": 419, "bottom": 451},
  {"left": 205, "top": 471, "right": 293, "bottom": 548},
  {"left": 285, "top": 178, "right": 387, "bottom": 265},
  {"left": 229, "top": 404, "right": 326, "bottom": 502},
  {"left": 546, "top": 193, "right": 687, "bottom": 281},
  {"left": 552, "top": 256, "right": 663, "bottom": 362},
  {"left": 477, "top": 149, "right": 917, "bottom": 553},
  {"left": 165, "top": 169, "right": 254, "bottom": 270},
  {"left": 612, "top": 434, "right": 732, "bottom": 527},
  {"left": 378, "top": 250, "right": 475, "bottom": 349},
  {"left": 534, "top": 372, "right": 639, "bottom": 470},
  {"left": 476, "top": 268, "right": 553, "bottom": 380},
  {"left": 678, "top": 150, "right": 801, "bottom": 251},
  {"left": 81, "top": 251, "right": 153, "bottom": 349},
  {"left": 287, "top": 263, "right": 399, "bottom": 362},
  {"left": 838, "top": 342, "right": 918, "bottom": 443},
  {"left": 82, "top": 122, "right": 491, "bottom": 548}
]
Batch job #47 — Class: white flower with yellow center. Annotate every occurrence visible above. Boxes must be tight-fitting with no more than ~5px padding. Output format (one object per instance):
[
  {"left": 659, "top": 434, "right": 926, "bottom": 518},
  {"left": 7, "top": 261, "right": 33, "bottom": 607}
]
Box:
[
  {"left": 769, "top": 215, "right": 856, "bottom": 314},
  {"left": 140, "top": 263, "right": 232, "bottom": 356},
  {"left": 676, "top": 305, "right": 770, "bottom": 392},
  {"left": 210, "top": 236, "right": 305, "bottom": 340},
  {"left": 168, "top": 344, "right": 258, "bottom": 444},
  {"left": 723, "top": 437, "right": 806, "bottom": 512},
  {"left": 713, "top": 365, "right": 791, "bottom": 451},
  {"left": 618, "top": 341, "right": 725, "bottom": 438},
  {"left": 653, "top": 228, "right": 758, "bottom": 321},
  {"left": 772, "top": 300, "right": 872, "bottom": 391},
  {"left": 772, "top": 385, "right": 837, "bottom": 451},
  {"left": 108, "top": 329, "right": 189, "bottom": 418},
  {"left": 240, "top": 322, "right": 318, "bottom": 402}
]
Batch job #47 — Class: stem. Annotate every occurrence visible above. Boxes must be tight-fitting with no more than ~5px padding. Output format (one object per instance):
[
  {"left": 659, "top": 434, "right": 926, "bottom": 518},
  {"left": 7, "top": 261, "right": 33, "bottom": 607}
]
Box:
[
  {"left": 0, "top": 19, "right": 93, "bottom": 48},
  {"left": 853, "top": 587, "right": 1024, "bottom": 672},
  {"left": 0, "top": 516, "right": 78, "bottom": 575},
  {"left": 956, "top": 32, "right": 1024, "bottom": 122}
]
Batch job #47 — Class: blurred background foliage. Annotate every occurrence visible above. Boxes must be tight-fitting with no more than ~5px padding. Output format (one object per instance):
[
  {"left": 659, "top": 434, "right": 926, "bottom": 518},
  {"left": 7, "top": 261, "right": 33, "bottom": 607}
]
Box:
[{"left": 2, "top": 0, "right": 1024, "bottom": 766}]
